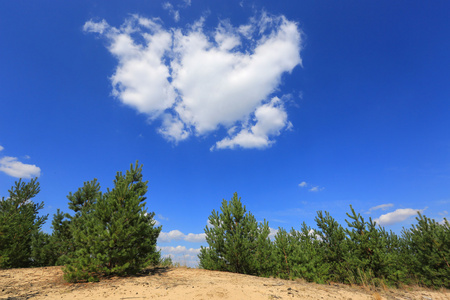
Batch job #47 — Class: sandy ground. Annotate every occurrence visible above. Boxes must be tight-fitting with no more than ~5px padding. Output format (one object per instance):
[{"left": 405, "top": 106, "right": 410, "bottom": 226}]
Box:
[{"left": 1, "top": 266, "right": 448, "bottom": 300}]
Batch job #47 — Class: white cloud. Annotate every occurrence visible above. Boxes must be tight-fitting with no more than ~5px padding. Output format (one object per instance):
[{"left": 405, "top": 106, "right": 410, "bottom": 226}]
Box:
[
  {"left": 162, "top": 2, "right": 180, "bottom": 22},
  {"left": 374, "top": 208, "right": 424, "bottom": 226},
  {"left": 309, "top": 186, "right": 324, "bottom": 192},
  {"left": 83, "top": 19, "right": 109, "bottom": 34},
  {"left": 269, "top": 227, "right": 278, "bottom": 239},
  {"left": 213, "top": 97, "right": 290, "bottom": 150},
  {"left": 158, "top": 230, "right": 185, "bottom": 242},
  {"left": 0, "top": 156, "right": 41, "bottom": 179},
  {"left": 159, "top": 246, "right": 201, "bottom": 267},
  {"left": 158, "top": 114, "right": 190, "bottom": 143},
  {"left": 185, "top": 232, "right": 206, "bottom": 243},
  {"left": 366, "top": 203, "right": 394, "bottom": 214},
  {"left": 84, "top": 12, "right": 302, "bottom": 150},
  {"left": 368, "top": 203, "right": 394, "bottom": 212},
  {"left": 0, "top": 145, "right": 4, "bottom": 152},
  {"left": 159, "top": 245, "right": 201, "bottom": 255},
  {"left": 298, "top": 181, "right": 324, "bottom": 192},
  {"left": 438, "top": 210, "right": 448, "bottom": 216},
  {"left": 158, "top": 230, "right": 206, "bottom": 243},
  {"left": 157, "top": 214, "right": 169, "bottom": 221}
]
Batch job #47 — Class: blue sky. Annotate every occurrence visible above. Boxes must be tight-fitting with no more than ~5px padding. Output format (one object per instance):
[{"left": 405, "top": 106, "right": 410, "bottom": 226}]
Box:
[{"left": 1, "top": 0, "right": 449, "bottom": 266}]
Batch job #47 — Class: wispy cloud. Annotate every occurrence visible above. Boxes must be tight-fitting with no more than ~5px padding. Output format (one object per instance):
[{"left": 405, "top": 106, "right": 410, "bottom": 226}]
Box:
[
  {"left": 309, "top": 186, "right": 324, "bottom": 192},
  {"left": 366, "top": 203, "right": 394, "bottom": 214},
  {"left": 84, "top": 12, "right": 302, "bottom": 150},
  {"left": 298, "top": 181, "right": 307, "bottom": 187},
  {"left": 0, "top": 145, "right": 4, "bottom": 152},
  {"left": 157, "top": 214, "right": 169, "bottom": 221},
  {"left": 162, "top": 2, "right": 180, "bottom": 22},
  {"left": 0, "top": 155, "right": 41, "bottom": 179},
  {"left": 158, "top": 230, "right": 206, "bottom": 243},
  {"left": 374, "top": 208, "right": 424, "bottom": 226},
  {"left": 298, "top": 181, "right": 324, "bottom": 192}
]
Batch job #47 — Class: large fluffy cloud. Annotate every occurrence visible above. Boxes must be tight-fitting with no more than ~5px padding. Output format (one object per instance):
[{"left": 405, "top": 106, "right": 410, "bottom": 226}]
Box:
[{"left": 84, "top": 12, "right": 302, "bottom": 149}]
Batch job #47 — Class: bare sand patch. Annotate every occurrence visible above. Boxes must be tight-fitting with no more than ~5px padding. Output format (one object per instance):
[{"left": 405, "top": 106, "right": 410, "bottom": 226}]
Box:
[{"left": 1, "top": 266, "right": 448, "bottom": 300}]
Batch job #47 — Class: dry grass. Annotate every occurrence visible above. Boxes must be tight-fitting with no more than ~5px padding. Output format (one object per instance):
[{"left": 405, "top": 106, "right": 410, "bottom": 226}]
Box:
[{"left": 372, "top": 291, "right": 382, "bottom": 300}]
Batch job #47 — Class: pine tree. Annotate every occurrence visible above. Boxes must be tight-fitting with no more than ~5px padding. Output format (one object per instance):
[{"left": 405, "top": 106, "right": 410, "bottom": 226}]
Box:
[
  {"left": 344, "top": 205, "right": 402, "bottom": 285},
  {"left": 0, "top": 178, "right": 48, "bottom": 268},
  {"left": 314, "top": 210, "right": 348, "bottom": 282},
  {"left": 273, "top": 223, "right": 327, "bottom": 282},
  {"left": 50, "top": 209, "right": 73, "bottom": 265},
  {"left": 63, "top": 162, "right": 161, "bottom": 282},
  {"left": 403, "top": 213, "right": 450, "bottom": 288},
  {"left": 30, "top": 231, "right": 58, "bottom": 267},
  {"left": 198, "top": 192, "right": 272, "bottom": 275}
]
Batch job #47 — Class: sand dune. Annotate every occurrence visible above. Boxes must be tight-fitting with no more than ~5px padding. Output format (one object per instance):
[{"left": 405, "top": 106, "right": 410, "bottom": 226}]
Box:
[{"left": 1, "top": 266, "right": 448, "bottom": 300}]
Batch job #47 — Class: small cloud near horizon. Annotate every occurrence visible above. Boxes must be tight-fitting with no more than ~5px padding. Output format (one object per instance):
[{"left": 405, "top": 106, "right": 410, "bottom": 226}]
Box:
[
  {"left": 158, "top": 230, "right": 206, "bottom": 243},
  {"left": 0, "top": 148, "right": 41, "bottom": 179},
  {"left": 374, "top": 208, "right": 424, "bottom": 226}
]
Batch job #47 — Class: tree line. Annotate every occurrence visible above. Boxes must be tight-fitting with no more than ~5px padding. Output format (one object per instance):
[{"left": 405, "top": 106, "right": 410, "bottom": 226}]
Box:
[
  {"left": 199, "top": 193, "right": 449, "bottom": 288},
  {"left": 1, "top": 164, "right": 448, "bottom": 288}
]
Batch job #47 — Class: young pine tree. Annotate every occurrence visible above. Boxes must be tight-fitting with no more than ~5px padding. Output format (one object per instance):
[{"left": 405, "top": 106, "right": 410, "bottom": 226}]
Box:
[
  {"left": 402, "top": 213, "right": 450, "bottom": 288},
  {"left": 344, "top": 205, "right": 402, "bottom": 285},
  {"left": 0, "top": 178, "right": 48, "bottom": 268},
  {"left": 199, "top": 192, "right": 272, "bottom": 275},
  {"left": 63, "top": 162, "right": 161, "bottom": 282},
  {"left": 49, "top": 209, "right": 73, "bottom": 265},
  {"left": 314, "top": 210, "right": 348, "bottom": 283}
]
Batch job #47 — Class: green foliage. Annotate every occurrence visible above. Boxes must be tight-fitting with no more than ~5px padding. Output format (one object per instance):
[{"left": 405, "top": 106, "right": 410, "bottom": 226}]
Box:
[
  {"left": 198, "top": 192, "right": 272, "bottom": 275},
  {"left": 344, "top": 205, "right": 407, "bottom": 286},
  {"left": 314, "top": 210, "right": 349, "bottom": 282},
  {"left": 50, "top": 209, "right": 73, "bottom": 265},
  {"left": 402, "top": 214, "right": 450, "bottom": 288},
  {"left": 273, "top": 223, "right": 327, "bottom": 282},
  {"left": 63, "top": 162, "right": 161, "bottom": 282},
  {"left": 159, "top": 256, "right": 174, "bottom": 268},
  {"left": 30, "top": 231, "right": 58, "bottom": 267},
  {"left": 200, "top": 197, "right": 449, "bottom": 289},
  {"left": 0, "top": 178, "right": 48, "bottom": 268}
]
